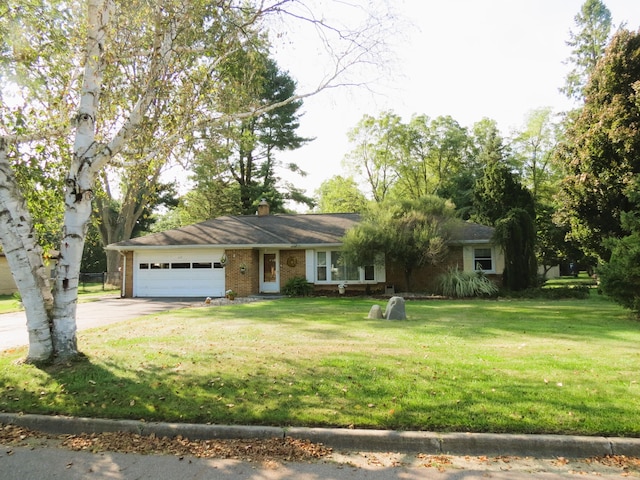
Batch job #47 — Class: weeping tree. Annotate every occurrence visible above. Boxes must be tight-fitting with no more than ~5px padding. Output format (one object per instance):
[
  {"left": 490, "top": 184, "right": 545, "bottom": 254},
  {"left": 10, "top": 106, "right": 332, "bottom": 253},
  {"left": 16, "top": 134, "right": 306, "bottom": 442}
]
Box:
[
  {"left": 342, "top": 196, "right": 456, "bottom": 291},
  {"left": 494, "top": 208, "right": 537, "bottom": 291}
]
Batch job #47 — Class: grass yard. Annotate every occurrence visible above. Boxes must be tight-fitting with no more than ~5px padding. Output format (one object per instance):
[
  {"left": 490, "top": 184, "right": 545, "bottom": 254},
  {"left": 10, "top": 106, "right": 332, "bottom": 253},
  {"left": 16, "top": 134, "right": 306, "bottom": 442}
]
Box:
[
  {"left": 0, "top": 283, "right": 120, "bottom": 314},
  {"left": 0, "top": 293, "right": 639, "bottom": 436}
]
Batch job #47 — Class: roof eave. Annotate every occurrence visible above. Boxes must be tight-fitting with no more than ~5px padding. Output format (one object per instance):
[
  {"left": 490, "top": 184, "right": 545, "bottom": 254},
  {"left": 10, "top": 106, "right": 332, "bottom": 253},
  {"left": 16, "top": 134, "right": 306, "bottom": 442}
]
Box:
[{"left": 106, "top": 242, "right": 346, "bottom": 251}]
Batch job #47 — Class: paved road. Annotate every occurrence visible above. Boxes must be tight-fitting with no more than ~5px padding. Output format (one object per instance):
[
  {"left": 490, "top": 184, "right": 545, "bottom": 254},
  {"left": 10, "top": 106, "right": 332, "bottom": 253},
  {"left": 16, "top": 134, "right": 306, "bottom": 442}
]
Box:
[
  {"left": 0, "top": 441, "right": 632, "bottom": 479},
  {"left": 0, "top": 296, "right": 199, "bottom": 352}
]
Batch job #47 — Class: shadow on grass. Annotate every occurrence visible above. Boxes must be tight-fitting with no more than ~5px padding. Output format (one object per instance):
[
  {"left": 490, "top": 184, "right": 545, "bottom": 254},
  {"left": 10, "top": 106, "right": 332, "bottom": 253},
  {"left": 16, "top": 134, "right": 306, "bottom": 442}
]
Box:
[{"left": 1, "top": 344, "right": 637, "bottom": 437}]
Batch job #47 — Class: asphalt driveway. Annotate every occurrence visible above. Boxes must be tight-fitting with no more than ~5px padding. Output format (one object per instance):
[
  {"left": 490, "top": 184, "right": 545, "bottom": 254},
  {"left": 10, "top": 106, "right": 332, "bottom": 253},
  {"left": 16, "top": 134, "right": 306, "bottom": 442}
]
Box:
[{"left": 0, "top": 296, "right": 201, "bottom": 352}]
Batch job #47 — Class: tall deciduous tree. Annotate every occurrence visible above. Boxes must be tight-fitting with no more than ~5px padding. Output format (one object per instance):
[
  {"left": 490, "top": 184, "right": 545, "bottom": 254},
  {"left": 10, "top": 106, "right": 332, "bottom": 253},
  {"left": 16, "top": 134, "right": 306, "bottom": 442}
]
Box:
[
  {"left": 561, "top": 0, "right": 613, "bottom": 101},
  {"left": 512, "top": 107, "right": 561, "bottom": 207},
  {"left": 316, "top": 175, "right": 368, "bottom": 213},
  {"left": 344, "top": 111, "right": 404, "bottom": 203},
  {"left": 393, "top": 115, "right": 472, "bottom": 201},
  {"left": 556, "top": 28, "right": 640, "bottom": 261},
  {"left": 0, "top": 0, "right": 393, "bottom": 363}
]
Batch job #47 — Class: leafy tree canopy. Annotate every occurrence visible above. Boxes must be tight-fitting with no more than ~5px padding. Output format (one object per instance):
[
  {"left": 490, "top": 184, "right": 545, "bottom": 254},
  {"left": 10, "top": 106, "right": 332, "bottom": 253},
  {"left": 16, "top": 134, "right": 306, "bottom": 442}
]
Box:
[
  {"left": 315, "top": 175, "right": 368, "bottom": 213},
  {"left": 556, "top": 28, "right": 640, "bottom": 260},
  {"left": 472, "top": 156, "right": 534, "bottom": 227}
]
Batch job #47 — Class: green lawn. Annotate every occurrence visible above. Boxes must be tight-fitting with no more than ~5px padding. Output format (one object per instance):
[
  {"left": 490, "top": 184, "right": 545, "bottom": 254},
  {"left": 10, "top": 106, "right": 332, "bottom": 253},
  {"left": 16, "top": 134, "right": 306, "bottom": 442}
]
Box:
[
  {"left": 0, "top": 283, "right": 120, "bottom": 314},
  {"left": 1, "top": 293, "right": 639, "bottom": 437}
]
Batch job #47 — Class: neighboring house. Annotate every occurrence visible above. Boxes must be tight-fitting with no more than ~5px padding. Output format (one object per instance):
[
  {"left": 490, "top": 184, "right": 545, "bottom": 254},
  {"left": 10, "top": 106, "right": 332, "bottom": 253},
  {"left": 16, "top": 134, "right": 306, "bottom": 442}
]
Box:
[
  {"left": 0, "top": 254, "right": 18, "bottom": 296},
  {"left": 0, "top": 252, "right": 58, "bottom": 296},
  {"left": 106, "top": 201, "right": 504, "bottom": 298}
]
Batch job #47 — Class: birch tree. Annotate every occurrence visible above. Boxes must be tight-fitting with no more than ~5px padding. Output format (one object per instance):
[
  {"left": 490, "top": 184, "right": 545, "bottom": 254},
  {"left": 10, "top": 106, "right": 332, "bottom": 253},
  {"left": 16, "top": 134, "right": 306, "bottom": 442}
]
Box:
[{"left": 0, "top": 0, "right": 394, "bottom": 364}]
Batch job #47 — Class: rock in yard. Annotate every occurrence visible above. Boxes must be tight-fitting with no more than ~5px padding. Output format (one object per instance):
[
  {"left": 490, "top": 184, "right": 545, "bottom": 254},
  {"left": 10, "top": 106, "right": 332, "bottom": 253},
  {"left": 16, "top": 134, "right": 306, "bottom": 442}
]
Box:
[
  {"left": 368, "top": 304, "right": 383, "bottom": 319},
  {"left": 385, "top": 296, "right": 406, "bottom": 320}
]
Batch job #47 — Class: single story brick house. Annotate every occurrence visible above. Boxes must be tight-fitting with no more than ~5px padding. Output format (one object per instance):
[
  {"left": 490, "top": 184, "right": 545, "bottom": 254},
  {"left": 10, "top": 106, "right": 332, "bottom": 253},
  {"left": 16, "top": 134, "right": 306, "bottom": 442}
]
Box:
[{"left": 106, "top": 202, "right": 504, "bottom": 298}]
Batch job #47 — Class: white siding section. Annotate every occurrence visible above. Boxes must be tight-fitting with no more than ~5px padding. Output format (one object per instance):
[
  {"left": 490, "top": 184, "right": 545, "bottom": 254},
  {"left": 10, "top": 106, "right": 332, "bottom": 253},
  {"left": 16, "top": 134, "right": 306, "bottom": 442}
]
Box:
[
  {"left": 462, "top": 246, "right": 474, "bottom": 272},
  {"left": 305, "top": 250, "right": 315, "bottom": 282},
  {"left": 462, "top": 244, "right": 504, "bottom": 274},
  {"left": 133, "top": 249, "right": 225, "bottom": 297}
]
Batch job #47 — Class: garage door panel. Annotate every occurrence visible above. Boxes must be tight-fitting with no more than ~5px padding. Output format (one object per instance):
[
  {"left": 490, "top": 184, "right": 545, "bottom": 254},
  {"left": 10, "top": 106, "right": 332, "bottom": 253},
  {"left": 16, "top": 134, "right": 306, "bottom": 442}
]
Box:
[{"left": 134, "top": 250, "right": 225, "bottom": 297}]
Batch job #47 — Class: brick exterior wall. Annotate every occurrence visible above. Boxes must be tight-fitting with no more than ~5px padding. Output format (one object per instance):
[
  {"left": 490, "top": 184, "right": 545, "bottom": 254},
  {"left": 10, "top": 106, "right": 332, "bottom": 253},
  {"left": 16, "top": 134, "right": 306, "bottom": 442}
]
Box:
[
  {"left": 312, "top": 283, "right": 387, "bottom": 296},
  {"left": 385, "top": 246, "right": 464, "bottom": 294},
  {"left": 122, "top": 251, "right": 134, "bottom": 298},
  {"left": 224, "top": 249, "right": 259, "bottom": 297},
  {"left": 279, "top": 250, "right": 306, "bottom": 287}
]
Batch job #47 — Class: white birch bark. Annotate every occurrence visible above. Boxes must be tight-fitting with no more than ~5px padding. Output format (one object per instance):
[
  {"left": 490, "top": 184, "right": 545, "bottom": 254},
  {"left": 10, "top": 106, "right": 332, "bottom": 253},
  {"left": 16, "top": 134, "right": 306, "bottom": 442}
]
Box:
[
  {"left": 50, "top": 0, "right": 112, "bottom": 359},
  {"left": 0, "top": 140, "right": 55, "bottom": 362}
]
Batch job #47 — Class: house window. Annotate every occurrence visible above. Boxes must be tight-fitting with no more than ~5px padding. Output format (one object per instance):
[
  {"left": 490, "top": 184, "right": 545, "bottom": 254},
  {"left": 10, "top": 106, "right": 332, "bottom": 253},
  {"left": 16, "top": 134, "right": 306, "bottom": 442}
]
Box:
[
  {"left": 315, "top": 250, "right": 376, "bottom": 283},
  {"left": 193, "top": 262, "right": 213, "bottom": 269},
  {"left": 474, "top": 248, "right": 493, "bottom": 271},
  {"left": 150, "top": 263, "right": 169, "bottom": 269},
  {"left": 331, "top": 251, "right": 359, "bottom": 281},
  {"left": 171, "top": 262, "right": 190, "bottom": 269},
  {"left": 317, "top": 251, "right": 327, "bottom": 281},
  {"left": 364, "top": 265, "right": 375, "bottom": 281},
  {"left": 139, "top": 263, "right": 149, "bottom": 269}
]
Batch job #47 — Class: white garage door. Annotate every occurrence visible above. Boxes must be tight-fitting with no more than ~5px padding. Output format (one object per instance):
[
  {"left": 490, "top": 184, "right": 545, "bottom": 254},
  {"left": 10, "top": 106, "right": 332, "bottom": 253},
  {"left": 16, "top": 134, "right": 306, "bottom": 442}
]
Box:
[{"left": 133, "top": 249, "right": 226, "bottom": 297}]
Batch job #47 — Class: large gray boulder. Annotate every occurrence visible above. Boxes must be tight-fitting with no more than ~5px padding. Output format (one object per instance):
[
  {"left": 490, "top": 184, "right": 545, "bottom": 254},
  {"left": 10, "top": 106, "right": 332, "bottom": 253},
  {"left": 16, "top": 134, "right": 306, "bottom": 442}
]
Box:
[
  {"left": 367, "top": 304, "right": 384, "bottom": 319},
  {"left": 385, "top": 296, "right": 406, "bottom": 320}
]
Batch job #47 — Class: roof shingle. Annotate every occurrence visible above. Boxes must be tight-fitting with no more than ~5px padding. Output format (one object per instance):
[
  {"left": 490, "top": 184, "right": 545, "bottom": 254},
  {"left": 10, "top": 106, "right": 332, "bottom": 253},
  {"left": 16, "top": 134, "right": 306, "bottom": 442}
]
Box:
[{"left": 107, "top": 213, "right": 494, "bottom": 250}]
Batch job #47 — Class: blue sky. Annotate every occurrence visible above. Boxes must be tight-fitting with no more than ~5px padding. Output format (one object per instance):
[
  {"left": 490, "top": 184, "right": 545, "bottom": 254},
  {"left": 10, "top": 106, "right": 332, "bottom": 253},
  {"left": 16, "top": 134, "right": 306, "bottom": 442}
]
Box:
[{"left": 273, "top": 0, "right": 640, "bottom": 206}]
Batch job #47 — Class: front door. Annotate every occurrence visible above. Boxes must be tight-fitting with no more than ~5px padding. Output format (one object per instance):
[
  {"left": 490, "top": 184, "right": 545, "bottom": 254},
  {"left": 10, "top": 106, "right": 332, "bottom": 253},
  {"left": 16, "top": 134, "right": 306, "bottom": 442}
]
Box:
[{"left": 260, "top": 251, "right": 279, "bottom": 293}]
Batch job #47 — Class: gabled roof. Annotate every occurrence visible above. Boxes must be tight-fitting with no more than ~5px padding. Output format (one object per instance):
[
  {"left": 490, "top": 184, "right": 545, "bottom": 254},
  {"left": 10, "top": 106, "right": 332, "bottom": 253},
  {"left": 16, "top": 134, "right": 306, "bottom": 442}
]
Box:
[
  {"left": 107, "top": 213, "right": 361, "bottom": 250},
  {"left": 449, "top": 222, "right": 495, "bottom": 244},
  {"left": 106, "top": 213, "right": 495, "bottom": 250}
]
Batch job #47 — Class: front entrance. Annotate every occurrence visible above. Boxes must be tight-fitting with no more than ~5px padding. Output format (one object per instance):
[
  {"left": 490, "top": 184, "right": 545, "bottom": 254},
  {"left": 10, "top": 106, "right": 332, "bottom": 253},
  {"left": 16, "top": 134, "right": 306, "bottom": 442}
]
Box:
[{"left": 260, "top": 250, "right": 279, "bottom": 293}]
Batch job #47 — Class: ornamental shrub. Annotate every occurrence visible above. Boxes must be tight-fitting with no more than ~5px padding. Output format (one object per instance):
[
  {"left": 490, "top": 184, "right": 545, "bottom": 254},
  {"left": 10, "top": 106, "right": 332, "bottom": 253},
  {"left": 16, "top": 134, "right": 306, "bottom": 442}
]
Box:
[
  {"left": 437, "top": 267, "right": 498, "bottom": 298},
  {"left": 283, "top": 276, "right": 314, "bottom": 297}
]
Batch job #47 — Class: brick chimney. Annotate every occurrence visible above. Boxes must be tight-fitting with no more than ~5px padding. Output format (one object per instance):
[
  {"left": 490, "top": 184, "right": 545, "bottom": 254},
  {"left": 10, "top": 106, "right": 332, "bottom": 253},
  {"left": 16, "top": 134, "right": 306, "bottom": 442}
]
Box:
[{"left": 257, "top": 199, "right": 270, "bottom": 216}]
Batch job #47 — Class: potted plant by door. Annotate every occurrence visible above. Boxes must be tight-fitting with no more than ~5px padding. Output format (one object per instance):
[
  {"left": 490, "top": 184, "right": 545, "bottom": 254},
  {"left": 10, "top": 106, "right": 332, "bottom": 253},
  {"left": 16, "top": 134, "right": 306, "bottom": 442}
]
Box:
[
  {"left": 338, "top": 283, "right": 346, "bottom": 295},
  {"left": 225, "top": 289, "right": 236, "bottom": 300}
]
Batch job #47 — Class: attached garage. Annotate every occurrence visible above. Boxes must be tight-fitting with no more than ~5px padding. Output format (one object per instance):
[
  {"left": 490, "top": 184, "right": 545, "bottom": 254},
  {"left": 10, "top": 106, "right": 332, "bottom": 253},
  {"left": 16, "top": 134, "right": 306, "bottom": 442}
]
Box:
[{"left": 133, "top": 249, "right": 225, "bottom": 297}]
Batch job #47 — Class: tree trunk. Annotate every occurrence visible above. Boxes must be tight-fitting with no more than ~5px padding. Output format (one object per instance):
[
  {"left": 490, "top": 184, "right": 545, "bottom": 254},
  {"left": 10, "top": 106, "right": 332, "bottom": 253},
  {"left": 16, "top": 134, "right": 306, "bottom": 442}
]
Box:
[
  {"left": 48, "top": 0, "right": 111, "bottom": 361},
  {"left": 403, "top": 266, "right": 413, "bottom": 293},
  {"left": 0, "top": 140, "right": 55, "bottom": 363},
  {"left": 105, "top": 249, "right": 121, "bottom": 285}
]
